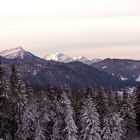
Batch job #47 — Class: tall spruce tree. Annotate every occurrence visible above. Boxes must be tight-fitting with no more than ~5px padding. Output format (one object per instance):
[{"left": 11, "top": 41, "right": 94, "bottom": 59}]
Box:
[
  {"left": 79, "top": 87, "right": 101, "bottom": 140},
  {"left": 135, "top": 82, "right": 140, "bottom": 131},
  {"left": 51, "top": 88, "right": 64, "bottom": 140},
  {"left": 114, "top": 92, "right": 122, "bottom": 113},
  {"left": 107, "top": 87, "right": 116, "bottom": 112},
  {"left": 22, "top": 87, "right": 42, "bottom": 140},
  {"left": 0, "top": 61, "right": 12, "bottom": 140},
  {"left": 102, "top": 88, "right": 123, "bottom": 140},
  {"left": 37, "top": 91, "right": 51, "bottom": 140},
  {"left": 96, "top": 85, "right": 109, "bottom": 129},
  {"left": 60, "top": 85, "right": 78, "bottom": 140},
  {"left": 10, "top": 63, "right": 27, "bottom": 140},
  {"left": 120, "top": 90, "right": 137, "bottom": 140}
]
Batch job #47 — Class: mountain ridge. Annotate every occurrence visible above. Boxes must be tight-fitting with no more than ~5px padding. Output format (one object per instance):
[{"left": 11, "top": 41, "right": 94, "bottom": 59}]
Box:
[
  {"left": 0, "top": 47, "right": 139, "bottom": 89},
  {"left": 44, "top": 52, "right": 102, "bottom": 64}
]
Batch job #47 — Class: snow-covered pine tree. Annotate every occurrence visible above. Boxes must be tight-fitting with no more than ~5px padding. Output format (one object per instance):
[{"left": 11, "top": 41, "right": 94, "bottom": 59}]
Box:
[
  {"left": 101, "top": 87, "right": 123, "bottom": 140},
  {"left": 107, "top": 87, "right": 116, "bottom": 112},
  {"left": 135, "top": 82, "right": 140, "bottom": 131},
  {"left": 60, "top": 85, "right": 78, "bottom": 140},
  {"left": 0, "top": 61, "right": 12, "bottom": 139},
  {"left": 79, "top": 87, "right": 101, "bottom": 140},
  {"left": 120, "top": 90, "right": 137, "bottom": 140},
  {"left": 96, "top": 85, "right": 109, "bottom": 129},
  {"left": 37, "top": 91, "right": 51, "bottom": 140},
  {"left": 51, "top": 88, "right": 64, "bottom": 140},
  {"left": 45, "top": 86, "right": 59, "bottom": 140},
  {"left": 102, "top": 112, "right": 123, "bottom": 140},
  {"left": 21, "top": 87, "right": 44, "bottom": 140},
  {"left": 10, "top": 63, "right": 27, "bottom": 140},
  {"left": 114, "top": 92, "right": 122, "bottom": 113}
]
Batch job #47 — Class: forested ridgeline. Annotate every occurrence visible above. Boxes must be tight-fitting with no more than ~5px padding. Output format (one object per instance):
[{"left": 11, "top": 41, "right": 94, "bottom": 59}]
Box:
[{"left": 0, "top": 62, "right": 140, "bottom": 140}]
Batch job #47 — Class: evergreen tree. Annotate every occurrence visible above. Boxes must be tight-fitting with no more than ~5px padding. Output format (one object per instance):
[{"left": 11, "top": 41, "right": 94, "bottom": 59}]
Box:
[
  {"left": 96, "top": 85, "right": 108, "bottom": 129},
  {"left": 0, "top": 61, "right": 12, "bottom": 139},
  {"left": 102, "top": 87, "right": 123, "bottom": 140},
  {"left": 22, "top": 88, "right": 42, "bottom": 140},
  {"left": 107, "top": 87, "right": 116, "bottom": 112},
  {"left": 135, "top": 82, "right": 140, "bottom": 131},
  {"left": 102, "top": 112, "right": 123, "bottom": 140},
  {"left": 10, "top": 63, "right": 27, "bottom": 140},
  {"left": 120, "top": 90, "right": 137, "bottom": 140},
  {"left": 60, "top": 85, "right": 78, "bottom": 140},
  {"left": 51, "top": 88, "right": 64, "bottom": 140},
  {"left": 37, "top": 91, "right": 51, "bottom": 140},
  {"left": 79, "top": 87, "right": 101, "bottom": 140},
  {"left": 45, "top": 86, "right": 58, "bottom": 140},
  {"left": 114, "top": 92, "right": 122, "bottom": 113}
]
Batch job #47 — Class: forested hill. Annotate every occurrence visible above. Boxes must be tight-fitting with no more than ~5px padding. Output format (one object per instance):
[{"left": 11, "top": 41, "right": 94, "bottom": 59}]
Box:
[
  {"left": 0, "top": 55, "right": 135, "bottom": 90},
  {"left": 0, "top": 62, "right": 140, "bottom": 140}
]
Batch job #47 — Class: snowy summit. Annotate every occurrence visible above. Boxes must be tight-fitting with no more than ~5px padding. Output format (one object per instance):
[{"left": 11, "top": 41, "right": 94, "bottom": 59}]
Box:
[
  {"left": 44, "top": 53, "right": 102, "bottom": 64},
  {"left": 0, "top": 46, "right": 34, "bottom": 60},
  {"left": 44, "top": 53, "right": 73, "bottom": 63}
]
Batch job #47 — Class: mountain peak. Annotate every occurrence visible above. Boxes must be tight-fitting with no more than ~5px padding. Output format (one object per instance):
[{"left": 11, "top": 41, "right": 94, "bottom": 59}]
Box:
[
  {"left": 15, "top": 46, "right": 24, "bottom": 51},
  {"left": 0, "top": 46, "right": 34, "bottom": 60},
  {"left": 44, "top": 53, "right": 73, "bottom": 63},
  {"left": 44, "top": 53, "right": 102, "bottom": 64}
]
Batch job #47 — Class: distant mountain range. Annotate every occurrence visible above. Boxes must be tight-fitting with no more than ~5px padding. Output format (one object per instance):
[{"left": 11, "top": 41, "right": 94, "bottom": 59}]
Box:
[
  {"left": 0, "top": 47, "right": 101, "bottom": 64},
  {"left": 0, "top": 46, "right": 139, "bottom": 89},
  {"left": 44, "top": 53, "right": 102, "bottom": 64}
]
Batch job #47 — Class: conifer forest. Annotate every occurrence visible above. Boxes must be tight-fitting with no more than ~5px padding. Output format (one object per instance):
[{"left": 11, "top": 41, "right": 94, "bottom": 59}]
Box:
[{"left": 0, "top": 62, "right": 140, "bottom": 140}]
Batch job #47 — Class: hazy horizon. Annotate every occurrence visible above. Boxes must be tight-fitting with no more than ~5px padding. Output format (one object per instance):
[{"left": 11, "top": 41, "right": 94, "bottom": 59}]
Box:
[{"left": 0, "top": 0, "right": 140, "bottom": 59}]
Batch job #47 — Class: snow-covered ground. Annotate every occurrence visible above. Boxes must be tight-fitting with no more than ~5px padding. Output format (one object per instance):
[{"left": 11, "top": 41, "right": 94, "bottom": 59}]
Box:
[
  {"left": 120, "top": 75, "right": 128, "bottom": 81},
  {"left": 102, "top": 65, "right": 107, "bottom": 69},
  {"left": 136, "top": 75, "right": 140, "bottom": 82}
]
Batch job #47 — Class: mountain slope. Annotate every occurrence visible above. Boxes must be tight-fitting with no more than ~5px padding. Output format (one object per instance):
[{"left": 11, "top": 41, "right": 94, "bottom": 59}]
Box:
[
  {"left": 0, "top": 47, "right": 138, "bottom": 89},
  {"left": 0, "top": 55, "right": 124, "bottom": 89},
  {"left": 25, "top": 62, "right": 123, "bottom": 89},
  {"left": 91, "top": 58, "right": 140, "bottom": 85}
]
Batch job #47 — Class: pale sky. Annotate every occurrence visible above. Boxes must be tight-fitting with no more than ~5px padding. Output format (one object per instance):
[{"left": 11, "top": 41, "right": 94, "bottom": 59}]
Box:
[{"left": 0, "top": 0, "right": 140, "bottom": 59}]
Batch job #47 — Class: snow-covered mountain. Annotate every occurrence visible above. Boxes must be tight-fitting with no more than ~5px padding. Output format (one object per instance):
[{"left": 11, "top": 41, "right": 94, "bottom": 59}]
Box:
[
  {"left": 74, "top": 56, "right": 102, "bottom": 65},
  {"left": 44, "top": 53, "right": 102, "bottom": 64},
  {"left": 44, "top": 53, "right": 73, "bottom": 63},
  {"left": 0, "top": 46, "right": 45, "bottom": 62},
  {"left": 0, "top": 46, "right": 31, "bottom": 59}
]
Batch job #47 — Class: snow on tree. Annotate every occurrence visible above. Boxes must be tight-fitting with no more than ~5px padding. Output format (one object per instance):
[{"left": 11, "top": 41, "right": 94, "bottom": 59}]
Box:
[
  {"left": 37, "top": 90, "right": 51, "bottom": 140},
  {"left": 111, "top": 113, "right": 123, "bottom": 140},
  {"left": 20, "top": 87, "right": 45, "bottom": 140},
  {"left": 101, "top": 116, "right": 112, "bottom": 140},
  {"left": 134, "top": 82, "right": 140, "bottom": 131},
  {"left": 79, "top": 88, "right": 101, "bottom": 140},
  {"left": 101, "top": 87, "right": 123, "bottom": 140},
  {"left": 120, "top": 90, "right": 137, "bottom": 140},
  {"left": 114, "top": 92, "right": 122, "bottom": 113},
  {"left": 102, "top": 112, "right": 123, "bottom": 140},
  {"left": 10, "top": 63, "right": 27, "bottom": 108},
  {"left": 107, "top": 87, "right": 116, "bottom": 112},
  {"left": 0, "top": 61, "right": 12, "bottom": 139},
  {"left": 96, "top": 85, "right": 109, "bottom": 129},
  {"left": 9, "top": 63, "right": 28, "bottom": 139},
  {"left": 51, "top": 88, "right": 64, "bottom": 140},
  {"left": 60, "top": 85, "right": 78, "bottom": 140}
]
